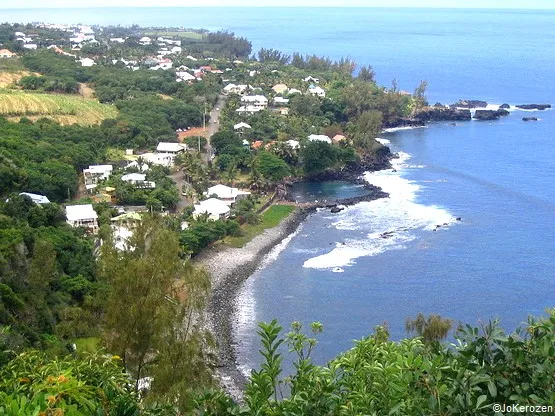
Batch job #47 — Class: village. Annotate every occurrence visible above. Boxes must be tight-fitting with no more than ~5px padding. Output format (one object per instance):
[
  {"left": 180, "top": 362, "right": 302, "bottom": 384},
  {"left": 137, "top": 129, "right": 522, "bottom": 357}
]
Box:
[{"left": 0, "top": 21, "right": 375, "bottom": 253}]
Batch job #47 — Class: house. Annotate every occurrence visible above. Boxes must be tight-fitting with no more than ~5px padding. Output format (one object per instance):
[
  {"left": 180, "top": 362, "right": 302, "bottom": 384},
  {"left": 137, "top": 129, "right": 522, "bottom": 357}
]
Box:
[
  {"left": 0, "top": 49, "right": 16, "bottom": 58},
  {"left": 240, "top": 95, "right": 268, "bottom": 109},
  {"left": 83, "top": 165, "right": 113, "bottom": 190},
  {"left": 234, "top": 122, "right": 252, "bottom": 130},
  {"left": 156, "top": 142, "right": 187, "bottom": 154},
  {"left": 303, "top": 76, "right": 320, "bottom": 83},
  {"left": 236, "top": 105, "right": 262, "bottom": 114},
  {"left": 332, "top": 134, "right": 347, "bottom": 143},
  {"left": 308, "top": 134, "right": 332, "bottom": 144},
  {"left": 186, "top": 55, "right": 198, "bottom": 61},
  {"left": 272, "top": 84, "right": 289, "bottom": 94},
  {"left": 223, "top": 83, "right": 248, "bottom": 95},
  {"left": 110, "top": 37, "right": 126, "bottom": 43},
  {"left": 139, "top": 36, "right": 152, "bottom": 45},
  {"left": 171, "top": 46, "right": 182, "bottom": 54},
  {"left": 66, "top": 204, "right": 99, "bottom": 233},
  {"left": 14, "top": 31, "right": 26, "bottom": 37},
  {"left": 205, "top": 184, "right": 251, "bottom": 205},
  {"left": 111, "top": 212, "right": 143, "bottom": 251},
  {"left": 288, "top": 88, "right": 302, "bottom": 95},
  {"left": 278, "top": 107, "right": 290, "bottom": 116},
  {"left": 251, "top": 140, "right": 264, "bottom": 150},
  {"left": 19, "top": 192, "right": 50, "bottom": 204},
  {"left": 22, "top": 44, "right": 38, "bottom": 50},
  {"left": 273, "top": 97, "right": 290, "bottom": 105},
  {"left": 121, "top": 173, "right": 156, "bottom": 189},
  {"left": 193, "top": 198, "right": 230, "bottom": 221},
  {"left": 308, "top": 85, "right": 326, "bottom": 97},
  {"left": 286, "top": 140, "right": 300, "bottom": 150},
  {"left": 79, "top": 58, "right": 95, "bottom": 67},
  {"left": 176, "top": 71, "right": 196, "bottom": 82},
  {"left": 125, "top": 160, "right": 149, "bottom": 172},
  {"left": 242, "top": 139, "right": 250, "bottom": 147},
  {"left": 140, "top": 152, "right": 174, "bottom": 167}
]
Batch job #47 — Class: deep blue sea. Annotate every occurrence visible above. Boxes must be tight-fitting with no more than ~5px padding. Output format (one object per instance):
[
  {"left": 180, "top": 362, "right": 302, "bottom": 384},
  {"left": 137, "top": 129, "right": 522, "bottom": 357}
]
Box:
[{"left": 4, "top": 7, "right": 554, "bottom": 371}]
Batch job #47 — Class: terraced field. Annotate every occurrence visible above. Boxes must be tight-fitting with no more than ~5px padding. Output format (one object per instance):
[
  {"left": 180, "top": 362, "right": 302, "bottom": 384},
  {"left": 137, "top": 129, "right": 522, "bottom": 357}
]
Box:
[
  {"left": 0, "top": 90, "right": 117, "bottom": 125},
  {"left": 0, "top": 71, "right": 33, "bottom": 88}
]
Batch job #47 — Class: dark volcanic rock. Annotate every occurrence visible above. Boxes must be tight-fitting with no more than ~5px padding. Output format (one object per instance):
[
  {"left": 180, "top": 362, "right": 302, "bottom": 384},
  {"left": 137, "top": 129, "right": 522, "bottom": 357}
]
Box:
[
  {"left": 499, "top": 103, "right": 511, "bottom": 109},
  {"left": 497, "top": 109, "right": 510, "bottom": 116},
  {"left": 383, "top": 117, "right": 426, "bottom": 129},
  {"left": 522, "top": 117, "right": 539, "bottom": 121},
  {"left": 330, "top": 206, "right": 344, "bottom": 213},
  {"left": 452, "top": 99, "right": 488, "bottom": 109},
  {"left": 473, "top": 109, "right": 509, "bottom": 120},
  {"left": 415, "top": 107, "right": 472, "bottom": 122},
  {"left": 516, "top": 104, "right": 551, "bottom": 110}
]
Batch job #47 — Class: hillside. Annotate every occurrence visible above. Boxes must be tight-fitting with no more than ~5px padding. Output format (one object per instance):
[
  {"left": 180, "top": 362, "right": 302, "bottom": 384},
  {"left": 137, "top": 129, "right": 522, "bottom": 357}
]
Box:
[{"left": 0, "top": 90, "right": 117, "bottom": 125}]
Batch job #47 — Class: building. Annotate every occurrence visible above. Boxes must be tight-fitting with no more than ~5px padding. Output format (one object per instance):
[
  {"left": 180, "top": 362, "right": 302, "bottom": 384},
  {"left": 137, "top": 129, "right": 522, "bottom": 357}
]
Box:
[
  {"left": 139, "top": 36, "right": 152, "bottom": 45},
  {"left": 19, "top": 192, "right": 50, "bottom": 204},
  {"left": 121, "top": 173, "right": 156, "bottom": 189},
  {"left": 176, "top": 71, "right": 196, "bottom": 82},
  {"left": 288, "top": 88, "right": 302, "bottom": 95},
  {"left": 303, "top": 76, "right": 320, "bottom": 83},
  {"left": 308, "top": 85, "right": 326, "bottom": 97},
  {"left": 193, "top": 198, "right": 231, "bottom": 221},
  {"left": 156, "top": 142, "right": 187, "bottom": 154},
  {"left": 272, "top": 84, "right": 289, "bottom": 94},
  {"left": 241, "top": 95, "right": 268, "bottom": 109},
  {"left": 22, "top": 44, "right": 38, "bottom": 50},
  {"left": 308, "top": 134, "right": 332, "bottom": 144},
  {"left": 79, "top": 58, "right": 95, "bottom": 67},
  {"left": 223, "top": 83, "right": 248, "bottom": 95},
  {"left": 205, "top": 184, "right": 251, "bottom": 206},
  {"left": 140, "top": 152, "right": 174, "bottom": 167},
  {"left": 234, "top": 122, "right": 252, "bottom": 130},
  {"left": 236, "top": 105, "right": 263, "bottom": 114},
  {"left": 66, "top": 204, "right": 99, "bottom": 233},
  {"left": 273, "top": 97, "right": 290, "bottom": 105},
  {"left": 0, "top": 49, "right": 17, "bottom": 58},
  {"left": 332, "top": 134, "right": 347, "bottom": 144},
  {"left": 83, "top": 165, "right": 113, "bottom": 191},
  {"left": 286, "top": 140, "right": 300, "bottom": 150}
]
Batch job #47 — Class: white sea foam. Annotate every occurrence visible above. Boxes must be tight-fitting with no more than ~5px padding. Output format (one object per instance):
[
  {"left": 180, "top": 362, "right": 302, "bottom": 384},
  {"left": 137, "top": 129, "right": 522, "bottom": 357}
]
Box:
[
  {"left": 259, "top": 225, "right": 302, "bottom": 268},
  {"left": 375, "top": 137, "right": 391, "bottom": 145},
  {"left": 302, "top": 151, "right": 456, "bottom": 270},
  {"left": 382, "top": 126, "right": 427, "bottom": 133}
]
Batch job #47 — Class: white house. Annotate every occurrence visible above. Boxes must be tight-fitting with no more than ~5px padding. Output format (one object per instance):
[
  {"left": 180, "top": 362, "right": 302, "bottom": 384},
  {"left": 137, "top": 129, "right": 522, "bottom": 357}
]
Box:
[
  {"left": 66, "top": 204, "right": 99, "bottom": 233},
  {"left": 308, "top": 85, "right": 326, "bottom": 97},
  {"left": 176, "top": 71, "right": 196, "bottom": 82},
  {"left": 236, "top": 105, "right": 262, "bottom": 114},
  {"left": 193, "top": 198, "right": 230, "bottom": 221},
  {"left": 171, "top": 46, "right": 182, "bottom": 54},
  {"left": 19, "top": 192, "right": 50, "bottom": 204},
  {"left": 139, "top": 36, "right": 152, "bottom": 45},
  {"left": 234, "top": 122, "right": 252, "bottom": 130},
  {"left": 14, "top": 31, "right": 26, "bottom": 37},
  {"left": 288, "top": 88, "right": 302, "bottom": 95},
  {"left": 205, "top": 184, "right": 251, "bottom": 206},
  {"left": 22, "top": 44, "right": 38, "bottom": 50},
  {"left": 223, "top": 83, "right": 248, "bottom": 95},
  {"left": 273, "top": 97, "right": 290, "bottom": 105},
  {"left": 110, "top": 37, "right": 126, "bottom": 43},
  {"left": 156, "top": 142, "right": 187, "bottom": 154},
  {"left": 83, "top": 165, "right": 113, "bottom": 190},
  {"left": 308, "top": 134, "right": 332, "bottom": 144},
  {"left": 140, "top": 152, "right": 174, "bottom": 167},
  {"left": 79, "top": 58, "right": 95, "bottom": 67},
  {"left": 304, "top": 76, "right": 320, "bottom": 83},
  {"left": 121, "top": 173, "right": 156, "bottom": 189},
  {"left": 286, "top": 140, "right": 300, "bottom": 150},
  {"left": 241, "top": 95, "right": 268, "bottom": 109},
  {"left": 186, "top": 55, "right": 198, "bottom": 61},
  {"left": 125, "top": 160, "right": 149, "bottom": 172}
]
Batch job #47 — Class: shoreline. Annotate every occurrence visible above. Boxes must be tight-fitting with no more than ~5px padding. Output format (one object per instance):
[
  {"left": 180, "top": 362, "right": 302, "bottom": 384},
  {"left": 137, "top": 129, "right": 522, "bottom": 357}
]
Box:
[
  {"left": 196, "top": 178, "right": 391, "bottom": 400},
  {"left": 195, "top": 207, "right": 312, "bottom": 401}
]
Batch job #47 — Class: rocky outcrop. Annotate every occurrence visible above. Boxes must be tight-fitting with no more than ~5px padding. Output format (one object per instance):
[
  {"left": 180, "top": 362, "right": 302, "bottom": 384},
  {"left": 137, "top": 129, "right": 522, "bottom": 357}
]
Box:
[
  {"left": 499, "top": 103, "right": 511, "bottom": 109},
  {"left": 452, "top": 99, "right": 488, "bottom": 108},
  {"left": 415, "top": 107, "right": 472, "bottom": 122},
  {"left": 473, "top": 109, "right": 510, "bottom": 120},
  {"left": 516, "top": 104, "right": 551, "bottom": 110},
  {"left": 522, "top": 117, "right": 539, "bottom": 121},
  {"left": 383, "top": 117, "right": 426, "bottom": 129}
]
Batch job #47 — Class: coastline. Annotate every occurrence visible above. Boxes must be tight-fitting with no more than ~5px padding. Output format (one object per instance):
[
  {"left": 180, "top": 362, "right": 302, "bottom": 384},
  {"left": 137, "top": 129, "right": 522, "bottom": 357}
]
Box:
[
  {"left": 195, "top": 207, "right": 312, "bottom": 400},
  {"left": 197, "top": 170, "right": 392, "bottom": 400}
]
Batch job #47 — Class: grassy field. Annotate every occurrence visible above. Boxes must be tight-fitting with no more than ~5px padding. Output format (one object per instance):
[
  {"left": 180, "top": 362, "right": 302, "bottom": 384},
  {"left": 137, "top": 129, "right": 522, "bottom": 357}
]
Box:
[
  {"left": 225, "top": 204, "right": 296, "bottom": 248},
  {"left": 73, "top": 337, "right": 101, "bottom": 354},
  {"left": 0, "top": 90, "right": 117, "bottom": 125},
  {"left": 144, "top": 30, "right": 204, "bottom": 41}
]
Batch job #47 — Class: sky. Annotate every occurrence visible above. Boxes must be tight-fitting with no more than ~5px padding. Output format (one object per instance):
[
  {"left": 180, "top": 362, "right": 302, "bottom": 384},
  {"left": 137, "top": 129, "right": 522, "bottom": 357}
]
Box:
[{"left": 2, "top": 0, "right": 554, "bottom": 9}]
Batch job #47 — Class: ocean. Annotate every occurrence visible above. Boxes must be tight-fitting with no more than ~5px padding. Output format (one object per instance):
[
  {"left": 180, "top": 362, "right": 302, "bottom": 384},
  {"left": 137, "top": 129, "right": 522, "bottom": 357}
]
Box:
[{"left": 4, "top": 7, "right": 554, "bottom": 371}]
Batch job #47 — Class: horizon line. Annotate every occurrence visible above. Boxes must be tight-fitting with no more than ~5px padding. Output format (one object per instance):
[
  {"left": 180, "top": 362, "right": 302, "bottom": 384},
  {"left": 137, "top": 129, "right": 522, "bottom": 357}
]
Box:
[{"left": 1, "top": 5, "right": 554, "bottom": 10}]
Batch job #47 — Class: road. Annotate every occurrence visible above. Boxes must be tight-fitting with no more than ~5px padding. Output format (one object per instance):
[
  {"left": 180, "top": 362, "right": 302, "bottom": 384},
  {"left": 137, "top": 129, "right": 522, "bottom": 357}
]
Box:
[
  {"left": 205, "top": 94, "right": 226, "bottom": 160},
  {"left": 169, "top": 94, "right": 226, "bottom": 211}
]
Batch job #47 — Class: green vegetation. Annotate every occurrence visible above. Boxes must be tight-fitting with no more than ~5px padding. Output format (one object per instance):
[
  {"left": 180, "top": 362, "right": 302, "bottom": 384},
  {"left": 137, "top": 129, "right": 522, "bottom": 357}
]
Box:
[
  {"left": 0, "top": 90, "right": 117, "bottom": 125},
  {"left": 143, "top": 30, "right": 205, "bottom": 40},
  {"left": 225, "top": 205, "right": 295, "bottom": 248}
]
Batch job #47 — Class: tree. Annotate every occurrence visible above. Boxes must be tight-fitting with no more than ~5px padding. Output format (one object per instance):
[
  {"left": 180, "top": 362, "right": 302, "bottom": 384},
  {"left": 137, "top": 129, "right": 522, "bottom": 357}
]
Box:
[
  {"left": 210, "top": 130, "right": 242, "bottom": 155},
  {"left": 99, "top": 217, "right": 212, "bottom": 400},
  {"left": 357, "top": 65, "right": 376, "bottom": 82},
  {"left": 350, "top": 110, "right": 383, "bottom": 150},
  {"left": 414, "top": 79, "right": 429, "bottom": 112},
  {"left": 300, "top": 141, "right": 337, "bottom": 175},
  {"left": 405, "top": 313, "right": 453, "bottom": 344},
  {"left": 257, "top": 152, "right": 291, "bottom": 183}
]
